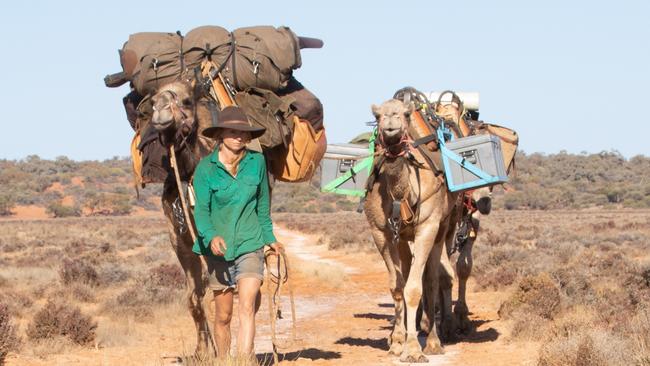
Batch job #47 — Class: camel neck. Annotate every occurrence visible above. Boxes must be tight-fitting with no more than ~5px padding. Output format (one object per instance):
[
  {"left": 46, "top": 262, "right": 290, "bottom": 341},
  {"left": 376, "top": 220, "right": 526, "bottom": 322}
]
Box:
[{"left": 382, "top": 158, "right": 411, "bottom": 199}]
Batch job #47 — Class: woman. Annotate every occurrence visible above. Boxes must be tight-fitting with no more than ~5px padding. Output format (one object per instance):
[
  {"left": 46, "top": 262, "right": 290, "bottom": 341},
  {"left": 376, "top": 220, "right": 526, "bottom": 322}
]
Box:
[{"left": 192, "top": 106, "right": 282, "bottom": 358}]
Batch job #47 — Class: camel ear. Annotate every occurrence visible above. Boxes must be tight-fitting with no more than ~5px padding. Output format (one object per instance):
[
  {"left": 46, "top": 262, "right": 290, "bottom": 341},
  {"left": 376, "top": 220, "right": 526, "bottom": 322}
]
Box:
[{"left": 371, "top": 104, "right": 381, "bottom": 119}]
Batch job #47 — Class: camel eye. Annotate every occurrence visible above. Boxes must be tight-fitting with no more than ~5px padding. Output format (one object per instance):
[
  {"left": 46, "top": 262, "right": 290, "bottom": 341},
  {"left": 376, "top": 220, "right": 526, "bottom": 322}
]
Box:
[{"left": 182, "top": 99, "right": 192, "bottom": 108}]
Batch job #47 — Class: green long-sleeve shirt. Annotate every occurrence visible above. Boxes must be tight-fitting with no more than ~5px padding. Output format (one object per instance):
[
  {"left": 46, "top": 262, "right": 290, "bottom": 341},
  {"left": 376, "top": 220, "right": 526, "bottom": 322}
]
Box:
[{"left": 192, "top": 148, "right": 277, "bottom": 261}]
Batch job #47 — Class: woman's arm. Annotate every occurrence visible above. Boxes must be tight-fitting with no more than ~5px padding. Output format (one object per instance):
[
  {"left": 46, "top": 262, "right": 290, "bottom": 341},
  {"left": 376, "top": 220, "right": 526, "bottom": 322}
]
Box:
[
  {"left": 256, "top": 161, "right": 277, "bottom": 244},
  {"left": 192, "top": 164, "right": 218, "bottom": 247}
]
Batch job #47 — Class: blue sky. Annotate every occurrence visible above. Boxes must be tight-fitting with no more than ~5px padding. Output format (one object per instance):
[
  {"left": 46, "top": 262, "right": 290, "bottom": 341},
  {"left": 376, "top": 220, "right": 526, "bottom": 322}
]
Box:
[{"left": 1, "top": 0, "right": 648, "bottom": 160}]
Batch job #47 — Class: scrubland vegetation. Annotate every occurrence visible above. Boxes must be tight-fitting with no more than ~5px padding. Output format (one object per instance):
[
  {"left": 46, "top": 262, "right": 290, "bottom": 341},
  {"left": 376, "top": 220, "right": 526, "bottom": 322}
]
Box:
[
  {"left": 1, "top": 151, "right": 650, "bottom": 364},
  {"left": 1, "top": 150, "right": 650, "bottom": 218}
]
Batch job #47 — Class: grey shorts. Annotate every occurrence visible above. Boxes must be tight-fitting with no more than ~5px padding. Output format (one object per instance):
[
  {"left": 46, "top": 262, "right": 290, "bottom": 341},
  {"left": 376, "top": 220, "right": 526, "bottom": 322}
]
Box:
[{"left": 205, "top": 248, "right": 265, "bottom": 291}]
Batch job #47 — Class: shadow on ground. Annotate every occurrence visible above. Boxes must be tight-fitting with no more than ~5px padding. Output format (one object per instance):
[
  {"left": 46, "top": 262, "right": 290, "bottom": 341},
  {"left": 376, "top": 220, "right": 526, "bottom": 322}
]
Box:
[
  {"left": 353, "top": 312, "right": 393, "bottom": 321},
  {"left": 335, "top": 337, "right": 389, "bottom": 351},
  {"left": 256, "top": 348, "right": 342, "bottom": 364}
]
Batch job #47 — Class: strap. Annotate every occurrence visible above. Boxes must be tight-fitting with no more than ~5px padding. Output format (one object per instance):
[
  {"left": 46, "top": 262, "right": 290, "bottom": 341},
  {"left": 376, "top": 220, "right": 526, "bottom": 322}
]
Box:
[
  {"left": 177, "top": 31, "right": 185, "bottom": 73},
  {"left": 415, "top": 145, "right": 442, "bottom": 175},
  {"left": 391, "top": 200, "right": 401, "bottom": 224},
  {"left": 412, "top": 133, "right": 437, "bottom": 148},
  {"left": 207, "top": 100, "right": 220, "bottom": 127},
  {"left": 230, "top": 32, "right": 239, "bottom": 90}
]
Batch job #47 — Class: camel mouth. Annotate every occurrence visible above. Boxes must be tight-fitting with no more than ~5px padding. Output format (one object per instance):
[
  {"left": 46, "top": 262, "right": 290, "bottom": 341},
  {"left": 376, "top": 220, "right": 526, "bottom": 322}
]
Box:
[
  {"left": 151, "top": 119, "right": 175, "bottom": 131},
  {"left": 382, "top": 127, "right": 402, "bottom": 136}
]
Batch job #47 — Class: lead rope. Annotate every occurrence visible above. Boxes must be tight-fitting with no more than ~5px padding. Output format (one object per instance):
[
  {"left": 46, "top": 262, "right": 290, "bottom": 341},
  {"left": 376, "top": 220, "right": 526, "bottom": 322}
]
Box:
[
  {"left": 169, "top": 144, "right": 218, "bottom": 355},
  {"left": 264, "top": 248, "right": 297, "bottom": 365}
]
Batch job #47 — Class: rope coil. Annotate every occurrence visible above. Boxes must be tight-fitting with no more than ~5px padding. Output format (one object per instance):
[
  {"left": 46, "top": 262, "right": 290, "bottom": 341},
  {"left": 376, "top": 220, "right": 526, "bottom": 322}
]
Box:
[{"left": 264, "top": 249, "right": 296, "bottom": 365}]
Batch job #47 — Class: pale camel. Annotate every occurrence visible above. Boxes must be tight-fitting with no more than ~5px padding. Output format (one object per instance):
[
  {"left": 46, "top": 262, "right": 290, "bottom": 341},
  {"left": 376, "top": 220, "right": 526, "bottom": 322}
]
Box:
[
  {"left": 364, "top": 99, "right": 460, "bottom": 362},
  {"left": 149, "top": 81, "right": 218, "bottom": 355}
]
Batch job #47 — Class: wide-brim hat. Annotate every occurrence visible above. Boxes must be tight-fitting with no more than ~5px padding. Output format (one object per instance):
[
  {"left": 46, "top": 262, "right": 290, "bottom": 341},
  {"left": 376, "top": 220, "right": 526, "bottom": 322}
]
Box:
[{"left": 201, "top": 106, "right": 265, "bottom": 140}]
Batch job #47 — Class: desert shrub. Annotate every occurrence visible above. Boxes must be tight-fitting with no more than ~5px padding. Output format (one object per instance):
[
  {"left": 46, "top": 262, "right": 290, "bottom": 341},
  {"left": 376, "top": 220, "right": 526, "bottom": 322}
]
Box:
[
  {"left": 59, "top": 258, "right": 99, "bottom": 287},
  {"left": 0, "top": 193, "right": 15, "bottom": 216},
  {"left": 2, "top": 291, "right": 33, "bottom": 317},
  {"left": 97, "top": 265, "right": 131, "bottom": 285},
  {"left": 70, "top": 283, "right": 96, "bottom": 303},
  {"left": 46, "top": 202, "right": 81, "bottom": 218},
  {"left": 147, "top": 263, "right": 185, "bottom": 288},
  {"left": 536, "top": 307, "right": 637, "bottom": 365},
  {"left": 499, "top": 272, "right": 561, "bottom": 320},
  {"left": 26, "top": 300, "right": 96, "bottom": 345},
  {"left": 102, "top": 264, "right": 184, "bottom": 321},
  {"left": 0, "top": 303, "right": 21, "bottom": 364}
]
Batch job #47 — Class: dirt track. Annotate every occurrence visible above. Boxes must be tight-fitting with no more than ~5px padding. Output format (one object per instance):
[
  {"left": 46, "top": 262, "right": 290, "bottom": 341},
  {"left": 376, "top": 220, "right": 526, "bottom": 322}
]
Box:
[
  {"left": 265, "top": 228, "right": 539, "bottom": 366},
  {"left": 6, "top": 223, "right": 539, "bottom": 366}
]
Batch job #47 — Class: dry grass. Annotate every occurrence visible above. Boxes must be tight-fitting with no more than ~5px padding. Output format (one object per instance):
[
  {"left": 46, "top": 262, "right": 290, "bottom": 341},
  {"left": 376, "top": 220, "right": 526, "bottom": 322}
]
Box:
[
  {"left": 179, "top": 353, "right": 269, "bottom": 366},
  {"left": 0, "top": 303, "right": 21, "bottom": 365},
  {"left": 294, "top": 261, "right": 348, "bottom": 289},
  {"left": 2, "top": 210, "right": 650, "bottom": 364}
]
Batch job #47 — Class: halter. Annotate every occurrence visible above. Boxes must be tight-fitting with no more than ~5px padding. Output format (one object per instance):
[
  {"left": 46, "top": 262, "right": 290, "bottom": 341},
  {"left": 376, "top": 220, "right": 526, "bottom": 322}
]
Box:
[{"left": 377, "top": 127, "right": 415, "bottom": 159}]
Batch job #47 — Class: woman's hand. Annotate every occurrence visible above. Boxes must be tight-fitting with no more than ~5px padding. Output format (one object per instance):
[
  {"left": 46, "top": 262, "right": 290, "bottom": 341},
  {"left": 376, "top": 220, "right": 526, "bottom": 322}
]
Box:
[
  {"left": 268, "top": 242, "right": 284, "bottom": 256},
  {"left": 210, "top": 236, "right": 227, "bottom": 256}
]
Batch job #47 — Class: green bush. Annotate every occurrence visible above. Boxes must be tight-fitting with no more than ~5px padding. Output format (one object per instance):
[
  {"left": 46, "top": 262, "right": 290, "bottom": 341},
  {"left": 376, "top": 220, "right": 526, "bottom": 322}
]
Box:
[{"left": 46, "top": 202, "right": 81, "bottom": 218}]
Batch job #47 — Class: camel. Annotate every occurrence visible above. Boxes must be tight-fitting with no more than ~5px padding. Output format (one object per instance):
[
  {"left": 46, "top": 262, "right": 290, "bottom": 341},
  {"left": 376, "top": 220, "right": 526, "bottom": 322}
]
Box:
[
  {"left": 148, "top": 80, "right": 218, "bottom": 355},
  {"left": 364, "top": 98, "right": 460, "bottom": 362}
]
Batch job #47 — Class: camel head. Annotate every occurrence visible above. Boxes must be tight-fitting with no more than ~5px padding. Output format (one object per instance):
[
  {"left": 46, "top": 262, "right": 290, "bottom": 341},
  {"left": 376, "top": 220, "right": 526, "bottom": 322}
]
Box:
[
  {"left": 151, "top": 81, "right": 197, "bottom": 145},
  {"left": 372, "top": 99, "right": 414, "bottom": 146}
]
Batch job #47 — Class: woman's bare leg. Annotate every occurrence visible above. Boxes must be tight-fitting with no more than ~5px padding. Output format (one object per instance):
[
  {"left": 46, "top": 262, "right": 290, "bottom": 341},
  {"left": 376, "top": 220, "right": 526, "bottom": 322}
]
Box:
[
  {"left": 213, "top": 289, "right": 234, "bottom": 358},
  {"left": 236, "top": 277, "right": 262, "bottom": 356}
]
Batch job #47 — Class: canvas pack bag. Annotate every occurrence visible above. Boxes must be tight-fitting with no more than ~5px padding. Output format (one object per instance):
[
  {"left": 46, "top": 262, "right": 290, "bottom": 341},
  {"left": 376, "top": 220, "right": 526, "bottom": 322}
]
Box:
[
  {"left": 223, "top": 26, "right": 301, "bottom": 91},
  {"left": 183, "top": 26, "right": 231, "bottom": 71},
  {"left": 234, "top": 87, "right": 295, "bottom": 149},
  {"left": 108, "top": 26, "right": 303, "bottom": 95},
  {"left": 276, "top": 77, "right": 323, "bottom": 131},
  {"left": 270, "top": 116, "right": 327, "bottom": 183},
  {"left": 132, "top": 33, "right": 184, "bottom": 96}
]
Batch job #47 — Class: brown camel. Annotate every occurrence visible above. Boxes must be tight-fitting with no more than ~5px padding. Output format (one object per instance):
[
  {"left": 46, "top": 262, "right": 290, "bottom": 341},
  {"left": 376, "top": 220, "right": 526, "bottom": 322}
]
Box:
[
  {"left": 149, "top": 80, "right": 218, "bottom": 355},
  {"left": 364, "top": 98, "right": 460, "bottom": 362}
]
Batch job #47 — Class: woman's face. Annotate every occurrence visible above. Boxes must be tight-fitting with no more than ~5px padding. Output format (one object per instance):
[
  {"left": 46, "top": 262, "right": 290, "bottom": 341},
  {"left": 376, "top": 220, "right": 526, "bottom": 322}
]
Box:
[{"left": 220, "top": 128, "right": 252, "bottom": 152}]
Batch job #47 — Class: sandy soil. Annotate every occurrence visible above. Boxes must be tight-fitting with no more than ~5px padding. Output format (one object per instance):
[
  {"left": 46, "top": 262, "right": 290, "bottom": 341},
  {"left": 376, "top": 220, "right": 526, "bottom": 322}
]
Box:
[{"left": 5, "top": 225, "right": 538, "bottom": 366}]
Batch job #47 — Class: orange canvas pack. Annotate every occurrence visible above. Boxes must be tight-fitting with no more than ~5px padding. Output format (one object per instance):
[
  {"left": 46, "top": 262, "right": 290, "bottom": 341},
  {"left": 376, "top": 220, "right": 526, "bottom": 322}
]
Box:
[{"left": 271, "top": 116, "right": 326, "bottom": 182}]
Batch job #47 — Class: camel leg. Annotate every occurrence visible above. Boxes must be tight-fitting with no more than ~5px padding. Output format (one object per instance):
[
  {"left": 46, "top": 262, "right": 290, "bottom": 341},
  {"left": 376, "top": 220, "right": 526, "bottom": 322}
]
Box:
[
  {"left": 423, "top": 222, "right": 451, "bottom": 355},
  {"left": 438, "top": 219, "right": 458, "bottom": 342},
  {"left": 162, "top": 191, "right": 213, "bottom": 356},
  {"left": 401, "top": 225, "right": 439, "bottom": 363},
  {"left": 418, "top": 263, "right": 433, "bottom": 334},
  {"left": 455, "top": 216, "right": 479, "bottom": 333},
  {"left": 370, "top": 227, "right": 407, "bottom": 356}
]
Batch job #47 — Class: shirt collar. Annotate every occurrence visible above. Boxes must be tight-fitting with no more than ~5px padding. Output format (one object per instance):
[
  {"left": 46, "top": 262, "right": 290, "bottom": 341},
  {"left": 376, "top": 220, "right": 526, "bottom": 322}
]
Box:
[{"left": 209, "top": 146, "right": 253, "bottom": 170}]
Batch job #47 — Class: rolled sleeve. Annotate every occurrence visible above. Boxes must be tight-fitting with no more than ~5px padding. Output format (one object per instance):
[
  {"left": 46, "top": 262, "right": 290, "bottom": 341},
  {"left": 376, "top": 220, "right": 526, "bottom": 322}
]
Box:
[
  {"left": 192, "top": 164, "right": 218, "bottom": 250},
  {"left": 256, "top": 161, "right": 277, "bottom": 244}
]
